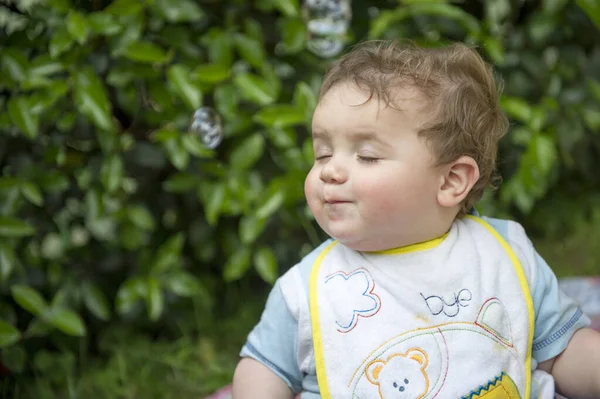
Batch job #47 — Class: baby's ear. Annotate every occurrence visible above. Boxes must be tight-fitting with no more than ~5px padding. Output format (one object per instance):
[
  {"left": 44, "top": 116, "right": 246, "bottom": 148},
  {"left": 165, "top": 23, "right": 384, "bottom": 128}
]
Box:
[
  {"left": 366, "top": 360, "right": 385, "bottom": 384},
  {"left": 437, "top": 156, "right": 479, "bottom": 208}
]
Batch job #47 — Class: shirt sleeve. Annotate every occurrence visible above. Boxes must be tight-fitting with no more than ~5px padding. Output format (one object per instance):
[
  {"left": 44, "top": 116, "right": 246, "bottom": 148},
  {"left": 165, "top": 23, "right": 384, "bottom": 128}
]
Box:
[
  {"left": 530, "top": 250, "right": 591, "bottom": 363},
  {"left": 240, "top": 279, "right": 303, "bottom": 393},
  {"left": 483, "top": 217, "right": 591, "bottom": 365}
]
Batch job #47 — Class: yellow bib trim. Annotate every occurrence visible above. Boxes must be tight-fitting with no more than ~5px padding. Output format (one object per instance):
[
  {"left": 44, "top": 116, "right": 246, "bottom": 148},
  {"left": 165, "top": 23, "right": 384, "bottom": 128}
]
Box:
[
  {"left": 366, "top": 232, "right": 449, "bottom": 255},
  {"left": 465, "top": 215, "right": 535, "bottom": 399},
  {"left": 310, "top": 240, "right": 338, "bottom": 399}
]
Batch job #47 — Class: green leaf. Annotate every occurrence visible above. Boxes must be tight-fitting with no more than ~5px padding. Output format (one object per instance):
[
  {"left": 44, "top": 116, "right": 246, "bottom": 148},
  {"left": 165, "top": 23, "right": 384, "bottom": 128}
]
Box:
[
  {"left": 369, "top": 9, "right": 411, "bottom": 39},
  {"left": 589, "top": 79, "right": 600, "bottom": 103},
  {"left": 21, "top": 182, "right": 43, "bottom": 206},
  {"left": 260, "top": 63, "right": 282, "bottom": 100},
  {"left": 29, "top": 81, "right": 69, "bottom": 115},
  {"left": 152, "top": 129, "right": 179, "bottom": 143},
  {"left": 8, "top": 97, "right": 38, "bottom": 139},
  {"left": 0, "top": 217, "right": 35, "bottom": 237},
  {"left": 100, "top": 154, "right": 124, "bottom": 193},
  {"left": 105, "top": 0, "right": 143, "bottom": 16},
  {"left": 28, "top": 57, "right": 64, "bottom": 79},
  {"left": 532, "top": 135, "right": 558, "bottom": 174},
  {"left": 223, "top": 247, "right": 252, "bottom": 282},
  {"left": 88, "top": 12, "right": 123, "bottom": 36},
  {"left": 577, "top": 0, "right": 600, "bottom": 28},
  {"left": 167, "top": 65, "right": 202, "bottom": 109},
  {"left": 146, "top": 277, "right": 163, "bottom": 321},
  {"left": 272, "top": 0, "right": 299, "bottom": 16},
  {"left": 253, "top": 246, "right": 278, "bottom": 284},
  {"left": 203, "top": 182, "right": 226, "bottom": 225},
  {"left": 194, "top": 63, "right": 232, "bottom": 84},
  {"left": 278, "top": 17, "right": 306, "bottom": 53},
  {"left": 234, "top": 73, "right": 275, "bottom": 106},
  {"left": 44, "top": 309, "right": 86, "bottom": 336},
  {"left": 162, "top": 172, "right": 198, "bottom": 193},
  {"left": 49, "top": 27, "right": 74, "bottom": 58},
  {"left": 254, "top": 104, "right": 305, "bottom": 128},
  {"left": 256, "top": 190, "right": 285, "bottom": 219},
  {"left": 128, "top": 205, "right": 156, "bottom": 231},
  {"left": 293, "top": 82, "right": 317, "bottom": 120},
  {"left": 201, "top": 28, "right": 235, "bottom": 66},
  {"left": 164, "top": 138, "right": 190, "bottom": 171},
  {"left": 151, "top": 233, "right": 185, "bottom": 275},
  {"left": 66, "top": 10, "right": 88, "bottom": 44},
  {"left": 0, "top": 320, "right": 20, "bottom": 348},
  {"left": 164, "top": 271, "right": 206, "bottom": 297},
  {"left": 181, "top": 134, "right": 215, "bottom": 158},
  {"left": 82, "top": 282, "right": 110, "bottom": 321},
  {"left": 41, "top": 233, "right": 64, "bottom": 260},
  {"left": 0, "top": 243, "right": 16, "bottom": 281},
  {"left": 482, "top": 36, "right": 505, "bottom": 65},
  {"left": 583, "top": 108, "right": 600, "bottom": 131},
  {"left": 408, "top": 3, "right": 481, "bottom": 35},
  {"left": 116, "top": 278, "right": 146, "bottom": 315},
  {"left": 245, "top": 18, "right": 265, "bottom": 43},
  {"left": 501, "top": 96, "right": 532, "bottom": 123},
  {"left": 239, "top": 215, "right": 268, "bottom": 244},
  {"left": 24, "top": 318, "right": 52, "bottom": 338},
  {"left": 152, "top": 0, "right": 206, "bottom": 22},
  {"left": 1, "top": 49, "right": 28, "bottom": 83},
  {"left": 234, "top": 33, "right": 266, "bottom": 69},
  {"left": 74, "top": 67, "right": 114, "bottom": 131},
  {"left": 214, "top": 84, "right": 240, "bottom": 117},
  {"left": 267, "top": 127, "right": 297, "bottom": 149},
  {"left": 110, "top": 15, "right": 143, "bottom": 55},
  {"left": 84, "top": 189, "right": 103, "bottom": 221},
  {"left": 124, "top": 42, "right": 172, "bottom": 64},
  {"left": 11, "top": 285, "right": 48, "bottom": 316},
  {"left": 230, "top": 134, "right": 265, "bottom": 170}
]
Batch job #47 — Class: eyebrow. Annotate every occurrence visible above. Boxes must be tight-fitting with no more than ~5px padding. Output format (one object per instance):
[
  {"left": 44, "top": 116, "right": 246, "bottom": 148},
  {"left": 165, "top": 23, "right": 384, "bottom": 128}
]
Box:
[{"left": 312, "top": 130, "right": 392, "bottom": 147}]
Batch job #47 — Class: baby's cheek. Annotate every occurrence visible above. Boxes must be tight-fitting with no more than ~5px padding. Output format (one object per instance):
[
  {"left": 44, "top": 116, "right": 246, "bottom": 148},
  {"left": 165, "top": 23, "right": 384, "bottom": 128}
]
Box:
[
  {"left": 304, "top": 169, "right": 318, "bottom": 199},
  {"left": 356, "top": 180, "right": 401, "bottom": 214}
]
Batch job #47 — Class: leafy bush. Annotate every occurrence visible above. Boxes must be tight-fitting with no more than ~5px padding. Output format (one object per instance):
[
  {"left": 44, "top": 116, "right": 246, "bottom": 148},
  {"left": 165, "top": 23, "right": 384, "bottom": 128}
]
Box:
[{"left": 0, "top": 0, "right": 599, "bottom": 396}]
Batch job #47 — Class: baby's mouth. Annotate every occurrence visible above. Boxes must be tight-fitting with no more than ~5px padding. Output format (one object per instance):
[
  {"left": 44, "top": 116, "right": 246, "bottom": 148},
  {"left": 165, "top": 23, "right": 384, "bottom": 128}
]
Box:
[{"left": 324, "top": 199, "right": 351, "bottom": 205}]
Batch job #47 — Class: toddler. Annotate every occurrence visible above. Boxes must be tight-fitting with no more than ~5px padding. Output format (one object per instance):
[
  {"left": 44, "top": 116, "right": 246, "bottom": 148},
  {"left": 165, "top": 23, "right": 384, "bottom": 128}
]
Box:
[{"left": 232, "top": 40, "right": 600, "bottom": 399}]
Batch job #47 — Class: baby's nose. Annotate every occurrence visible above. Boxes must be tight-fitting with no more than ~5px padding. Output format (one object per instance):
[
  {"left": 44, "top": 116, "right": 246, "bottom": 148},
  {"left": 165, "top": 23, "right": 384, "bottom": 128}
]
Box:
[{"left": 319, "top": 158, "right": 347, "bottom": 184}]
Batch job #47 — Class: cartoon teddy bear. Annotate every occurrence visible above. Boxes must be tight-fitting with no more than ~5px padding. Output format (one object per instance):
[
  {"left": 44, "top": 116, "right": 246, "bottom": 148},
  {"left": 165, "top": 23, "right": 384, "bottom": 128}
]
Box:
[
  {"left": 354, "top": 299, "right": 524, "bottom": 399},
  {"left": 366, "top": 348, "right": 429, "bottom": 399}
]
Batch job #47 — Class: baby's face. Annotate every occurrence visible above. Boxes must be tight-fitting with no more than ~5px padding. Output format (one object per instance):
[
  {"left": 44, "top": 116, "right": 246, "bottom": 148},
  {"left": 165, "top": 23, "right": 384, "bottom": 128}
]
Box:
[{"left": 304, "top": 83, "right": 443, "bottom": 251}]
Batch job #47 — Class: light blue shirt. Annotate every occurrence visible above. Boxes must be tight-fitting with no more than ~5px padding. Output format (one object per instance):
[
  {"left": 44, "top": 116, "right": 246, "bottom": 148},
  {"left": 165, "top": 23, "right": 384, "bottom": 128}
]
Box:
[{"left": 240, "top": 217, "right": 590, "bottom": 397}]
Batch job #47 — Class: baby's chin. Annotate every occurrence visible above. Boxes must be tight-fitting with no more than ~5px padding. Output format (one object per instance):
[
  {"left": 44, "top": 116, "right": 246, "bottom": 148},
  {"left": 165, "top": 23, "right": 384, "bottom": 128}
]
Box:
[{"left": 328, "top": 232, "right": 379, "bottom": 252}]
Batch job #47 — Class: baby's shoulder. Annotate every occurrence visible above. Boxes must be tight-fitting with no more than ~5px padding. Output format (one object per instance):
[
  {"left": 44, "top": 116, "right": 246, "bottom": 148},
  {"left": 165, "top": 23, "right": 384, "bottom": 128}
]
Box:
[
  {"left": 477, "top": 216, "right": 529, "bottom": 241},
  {"left": 278, "top": 239, "right": 335, "bottom": 318},
  {"left": 471, "top": 216, "right": 539, "bottom": 284}
]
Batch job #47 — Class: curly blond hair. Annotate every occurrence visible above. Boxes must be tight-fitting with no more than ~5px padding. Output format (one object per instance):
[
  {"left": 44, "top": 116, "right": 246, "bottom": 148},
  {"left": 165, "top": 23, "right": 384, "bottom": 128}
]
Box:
[{"left": 319, "top": 40, "right": 509, "bottom": 217}]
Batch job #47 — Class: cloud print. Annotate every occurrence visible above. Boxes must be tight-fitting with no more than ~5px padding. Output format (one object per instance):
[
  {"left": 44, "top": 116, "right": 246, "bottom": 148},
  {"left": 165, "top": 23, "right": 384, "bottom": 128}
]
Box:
[{"left": 325, "top": 268, "right": 381, "bottom": 333}]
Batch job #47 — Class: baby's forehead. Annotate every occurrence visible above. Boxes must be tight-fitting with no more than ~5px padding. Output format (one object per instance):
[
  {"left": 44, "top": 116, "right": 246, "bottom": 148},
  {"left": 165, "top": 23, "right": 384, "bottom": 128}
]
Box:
[{"left": 319, "top": 81, "right": 429, "bottom": 110}]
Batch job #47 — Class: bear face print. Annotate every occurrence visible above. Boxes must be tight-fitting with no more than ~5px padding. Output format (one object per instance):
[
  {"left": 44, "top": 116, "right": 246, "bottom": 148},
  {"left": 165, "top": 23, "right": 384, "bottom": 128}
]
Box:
[{"left": 366, "top": 348, "right": 429, "bottom": 399}]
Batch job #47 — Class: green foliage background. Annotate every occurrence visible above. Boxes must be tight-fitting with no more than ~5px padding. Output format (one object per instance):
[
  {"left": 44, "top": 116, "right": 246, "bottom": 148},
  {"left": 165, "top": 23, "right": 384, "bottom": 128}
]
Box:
[{"left": 0, "top": 0, "right": 599, "bottom": 397}]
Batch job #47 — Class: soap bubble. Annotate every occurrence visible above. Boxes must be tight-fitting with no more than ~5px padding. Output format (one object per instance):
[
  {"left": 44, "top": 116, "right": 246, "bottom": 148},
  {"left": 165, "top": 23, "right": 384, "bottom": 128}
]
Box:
[
  {"left": 302, "top": 0, "right": 352, "bottom": 58},
  {"left": 190, "top": 107, "right": 223, "bottom": 149},
  {"left": 306, "top": 36, "right": 345, "bottom": 59}
]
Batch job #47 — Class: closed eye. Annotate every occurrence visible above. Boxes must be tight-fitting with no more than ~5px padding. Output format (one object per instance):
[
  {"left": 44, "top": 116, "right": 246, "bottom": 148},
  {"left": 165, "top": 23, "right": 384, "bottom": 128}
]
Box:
[
  {"left": 315, "top": 155, "right": 331, "bottom": 161},
  {"left": 357, "top": 155, "right": 379, "bottom": 163}
]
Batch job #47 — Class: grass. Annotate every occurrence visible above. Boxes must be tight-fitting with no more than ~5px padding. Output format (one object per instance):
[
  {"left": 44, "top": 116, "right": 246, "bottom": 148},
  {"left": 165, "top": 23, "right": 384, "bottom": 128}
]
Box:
[{"left": 5, "top": 332, "right": 241, "bottom": 399}]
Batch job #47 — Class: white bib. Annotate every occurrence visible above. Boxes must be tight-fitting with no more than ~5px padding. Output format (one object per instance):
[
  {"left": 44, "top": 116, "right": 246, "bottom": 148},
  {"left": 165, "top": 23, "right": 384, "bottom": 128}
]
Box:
[{"left": 309, "top": 216, "right": 534, "bottom": 399}]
